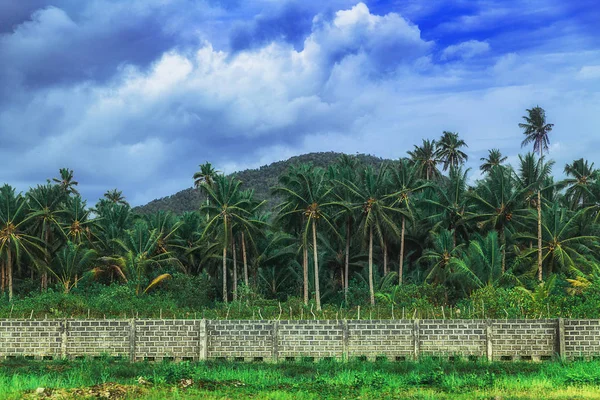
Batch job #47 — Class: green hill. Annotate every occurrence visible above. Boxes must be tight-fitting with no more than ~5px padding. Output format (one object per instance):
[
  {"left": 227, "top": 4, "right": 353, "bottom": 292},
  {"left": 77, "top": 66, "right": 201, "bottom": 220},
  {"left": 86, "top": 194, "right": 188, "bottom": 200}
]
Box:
[{"left": 133, "top": 152, "right": 389, "bottom": 214}]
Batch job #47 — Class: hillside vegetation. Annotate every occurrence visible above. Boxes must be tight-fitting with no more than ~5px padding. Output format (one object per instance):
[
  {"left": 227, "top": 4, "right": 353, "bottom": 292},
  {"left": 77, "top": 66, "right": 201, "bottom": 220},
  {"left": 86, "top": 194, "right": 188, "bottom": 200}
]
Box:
[{"left": 133, "top": 152, "right": 387, "bottom": 214}]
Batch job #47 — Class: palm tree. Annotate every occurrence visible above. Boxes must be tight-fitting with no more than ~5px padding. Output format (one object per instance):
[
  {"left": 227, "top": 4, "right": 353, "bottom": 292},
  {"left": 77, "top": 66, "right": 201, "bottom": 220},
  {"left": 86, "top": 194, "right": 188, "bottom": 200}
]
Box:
[
  {"left": 201, "top": 175, "right": 265, "bottom": 303},
  {"left": 389, "top": 158, "right": 427, "bottom": 284},
  {"left": 562, "top": 158, "right": 598, "bottom": 209},
  {"left": 408, "top": 139, "right": 441, "bottom": 181},
  {"left": 516, "top": 152, "right": 554, "bottom": 281},
  {"left": 340, "top": 165, "right": 404, "bottom": 305},
  {"left": 435, "top": 131, "right": 468, "bottom": 171},
  {"left": 194, "top": 162, "right": 219, "bottom": 221},
  {"left": 480, "top": 149, "right": 507, "bottom": 173},
  {"left": 62, "top": 196, "right": 97, "bottom": 245},
  {"left": 49, "top": 242, "right": 96, "bottom": 293},
  {"left": 52, "top": 168, "right": 79, "bottom": 196},
  {"left": 27, "top": 184, "right": 66, "bottom": 290},
  {"left": 467, "top": 166, "right": 531, "bottom": 272},
  {"left": 273, "top": 166, "right": 342, "bottom": 310},
  {"left": 520, "top": 106, "right": 554, "bottom": 282},
  {"left": 103, "top": 189, "right": 128, "bottom": 206},
  {"left": 516, "top": 202, "right": 599, "bottom": 277},
  {"left": 0, "top": 185, "right": 45, "bottom": 301}
]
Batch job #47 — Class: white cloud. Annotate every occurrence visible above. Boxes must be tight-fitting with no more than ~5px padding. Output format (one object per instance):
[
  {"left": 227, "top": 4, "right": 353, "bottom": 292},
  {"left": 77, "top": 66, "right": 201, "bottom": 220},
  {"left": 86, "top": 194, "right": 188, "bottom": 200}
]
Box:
[
  {"left": 441, "top": 40, "right": 490, "bottom": 61},
  {"left": 578, "top": 65, "right": 600, "bottom": 80}
]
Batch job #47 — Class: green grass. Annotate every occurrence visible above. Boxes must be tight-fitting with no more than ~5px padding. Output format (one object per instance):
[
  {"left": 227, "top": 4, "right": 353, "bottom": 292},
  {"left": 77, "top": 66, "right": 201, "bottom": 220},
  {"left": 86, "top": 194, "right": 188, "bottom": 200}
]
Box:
[{"left": 3, "top": 357, "right": 600, "bottom": 399}]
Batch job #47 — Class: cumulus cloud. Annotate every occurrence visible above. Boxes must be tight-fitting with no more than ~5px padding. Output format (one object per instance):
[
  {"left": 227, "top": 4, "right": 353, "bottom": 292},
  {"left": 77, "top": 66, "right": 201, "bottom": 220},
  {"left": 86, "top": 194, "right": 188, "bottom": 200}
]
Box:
[{"left": 0, "top": 1, "right": 600, "bottom": 205}]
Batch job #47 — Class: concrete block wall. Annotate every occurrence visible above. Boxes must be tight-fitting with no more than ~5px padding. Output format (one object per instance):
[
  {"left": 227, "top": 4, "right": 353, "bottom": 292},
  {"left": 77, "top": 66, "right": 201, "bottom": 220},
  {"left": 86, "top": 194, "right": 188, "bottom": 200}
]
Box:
[
  {"left": 491, "top": 319, "right": 556, "bottom": 361},
  {"left": 2, "top": 318, "right": 600, "bottom": 362},
  {"left": 564, "top": 320, "right": 600, "bottom": 360},
  {"left": 347, "top": 320, "right": 412, "bottom": 360},
  {"left": 419, "top": 320, "right": 487, "bottom": 357},
  {"left": 68, "top": 320, "right": 130, "bottom": 359},
  {"left": 136, "top": 320, "right": 202, "bottom": 361},
  {"left": 0, "top": 319, "right": 62, "bottom": 359},
  {"left": 278, "top": 320, "right": 344, "bottom": 359},
  {"left": 207, "top": 320, "right": 273, "bottom": 361}
]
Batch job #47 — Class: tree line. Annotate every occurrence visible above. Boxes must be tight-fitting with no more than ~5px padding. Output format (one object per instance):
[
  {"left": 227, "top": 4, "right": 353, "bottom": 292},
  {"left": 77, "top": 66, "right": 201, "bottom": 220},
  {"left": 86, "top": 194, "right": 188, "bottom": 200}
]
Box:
[{"left": 2, "top": 106, "right": 600, "bottom": 313}]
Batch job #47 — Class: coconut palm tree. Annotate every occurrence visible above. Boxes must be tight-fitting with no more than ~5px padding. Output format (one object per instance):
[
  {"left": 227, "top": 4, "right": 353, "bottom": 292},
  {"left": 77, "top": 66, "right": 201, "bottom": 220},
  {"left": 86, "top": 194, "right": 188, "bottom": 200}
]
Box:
[
  {"left": 480, "top": 149, "right": 507, "bottom": 173},
  {"left": 52, "top": 168, "right": 79, "bottom": 196},
  {"left": 408, "top": 139, "right": 441, "bottom": 181},
  {"left": 0, "top": 185, "right": 45, "bottom": 301},
  {"left": 389, "top": 158, "right": 427, "bottom": 284},
  {"left": 516, "top": 202, "right": 599, "bottom": 277},
  {"left": 27, "top": 184, "right": 67, "bottom": 291},
  {"left": 435, "top": 131, "right": 468, "bottom": 171},
  {"left": 516, "top": 152, "right": 554, "bottom": 281},
  {"left": 103, "top": 189, "right": 128, "bottom": 206},
  {"left": 562, "top": 158, "right": 598, "bottom": 210},
  {"left": 62, "top": 196, "right": 98, "bottom": 245},
  {"left": 467, "top": 166, "right": 531, "bottom": 272},
  {"left": 49, "top": 242, "right": 97, "bottom": 293},
  {"left": 520, "top": 106, "right": 553, "bottom": 281},
  {"left": 194, "top": 162, "right": 219, "bottom": 221},
  {"left": 340, "top": 165, "right": 405, "bottom": 305},
  {"left": 273, "top": 166, "right": 342, "bottom": 310},
  {"left": 201, "top": 175, "right": 265, "bottom": 303}
]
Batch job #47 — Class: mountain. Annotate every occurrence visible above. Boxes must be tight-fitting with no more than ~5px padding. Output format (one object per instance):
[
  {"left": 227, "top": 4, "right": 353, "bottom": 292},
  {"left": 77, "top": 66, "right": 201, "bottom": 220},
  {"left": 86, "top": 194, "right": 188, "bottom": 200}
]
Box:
[{"left": 133, "top": 152, "right": 390, "bottom": 214}]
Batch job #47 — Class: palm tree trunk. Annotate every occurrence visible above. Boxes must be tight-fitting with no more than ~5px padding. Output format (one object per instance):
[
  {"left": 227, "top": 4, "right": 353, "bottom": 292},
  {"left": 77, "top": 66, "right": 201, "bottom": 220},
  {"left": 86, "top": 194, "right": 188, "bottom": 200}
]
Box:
[
  {"left": 500, "top": 229, "right": 506, "bottom": 274},
  {"left": 538, "top": 147, "right": 543, "bottom": 282},
  {"left": 7, "top": 247, "right": 13, "bottom": 302},
  {"left": 242, "top": 232, "right": 248, "bottom": 287},
  {"left": 232, "top": 238, "right": 237, "bottom": 301},
  {"left": 1, "top": 260, "right": 5, "bottom": 294},
  {"left": 222, "top": 246, "right": 227, "bottom": 303},
  {"left": 344, "top": 218, "right": 350, "bottom": 302},
  {"left": 383, "top": 241, "right": 388, "bottom": 276},
  {"left": 303, "top": 244, "right": 308, "bottom": 305},
  {"left": 312, "top": 219, "right": 321, "bottom": 311},
  {"left": 369, "top": 226, "right": 375, "bottom": 306},
  {"left": 42, "top": 226, "right": 50, "bottom": 291},
  {"left": 399, "top": 216, "right": 405, "bottom": 285}
]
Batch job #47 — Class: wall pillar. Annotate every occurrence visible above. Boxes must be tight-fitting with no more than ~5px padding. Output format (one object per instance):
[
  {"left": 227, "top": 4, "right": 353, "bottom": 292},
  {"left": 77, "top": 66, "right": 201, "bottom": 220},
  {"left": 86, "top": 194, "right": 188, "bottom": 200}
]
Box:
[
  {"left": 60, "top": 319, "right": 68, "bottom": 359},
  {"left": 272, "top": 321, "right": 279, "bottom": 362},
  {"left": 129, "top": 319, "right": 136, "bottom": 362},
  {"left": 413, "top": 319, "right": 420, "bottom": 361},
  {"left": 557, "top": 318, "right": 565, "bottom": 360},
  {"left": 486, "top": 320, "right": 493, "bottom": 362},
  {"left": 342, "top": 320, "right": 349, "bottom": 361},
  {"left": 198, "top": 319, "right": 207, "bottom": 361}
]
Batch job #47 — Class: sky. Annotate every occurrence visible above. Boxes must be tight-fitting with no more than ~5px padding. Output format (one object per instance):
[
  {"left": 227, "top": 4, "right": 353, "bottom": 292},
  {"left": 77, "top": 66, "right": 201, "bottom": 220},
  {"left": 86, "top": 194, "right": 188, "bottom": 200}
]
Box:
[{"left": 1, "top": 0, "right": 600, "bottom": 206}]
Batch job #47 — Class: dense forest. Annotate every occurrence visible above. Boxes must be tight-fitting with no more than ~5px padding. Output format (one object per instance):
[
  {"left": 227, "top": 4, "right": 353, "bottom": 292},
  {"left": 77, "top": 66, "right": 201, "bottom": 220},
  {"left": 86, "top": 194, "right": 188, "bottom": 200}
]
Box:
[{"left": 2, "top": 106, "right": 600, "bottom": 320}]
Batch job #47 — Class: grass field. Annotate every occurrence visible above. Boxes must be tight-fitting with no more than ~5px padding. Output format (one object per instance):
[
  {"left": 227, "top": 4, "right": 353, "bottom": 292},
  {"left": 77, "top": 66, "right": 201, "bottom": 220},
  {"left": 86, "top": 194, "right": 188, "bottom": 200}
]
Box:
[{"left": 3, "top": 357, "right": 600, "bottom": 399}]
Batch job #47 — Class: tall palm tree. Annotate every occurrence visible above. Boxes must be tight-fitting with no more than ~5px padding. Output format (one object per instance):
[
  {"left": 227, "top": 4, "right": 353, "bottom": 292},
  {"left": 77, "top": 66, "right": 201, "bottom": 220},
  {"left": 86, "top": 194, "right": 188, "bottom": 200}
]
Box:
[
  {"left": 435, "top": 131, "right": 468, "bottom": 171},
  {"left": 480, "top": 149, "right": 507, "bottom": 173},
  {"left": 0, "top": 185, "right": 45, "bottom": 301},
  {"left": 520, "top": 106, "right": 554, "bottom": 281},
  {"left": 27, "top": 184, "right": 66, "bottom": 291},
  {"left": 52, "top": 168, "right": 79, "bottom": 196},
  {"left": 340, "top": 165, "right": 404, "bottom": 305},
  {"left": 389, "top": 158, "right": 427, "bottom": 284},
  {"left": 201, "top": 175, "right": 265, "bottom": 303},
  {"left": 562, "top": 158, "right": 598, "bottom": 210},
  {"left": 194, "top": 162, "right": 219, "bottom": 221},
  {"left": 467, "top": 166, "right": 531, "bottom": 272},
  {"left": 273, "top": 166, "right": 342, "bottom": 310},
  {"left": 408, "top": 139, "right": 441, "bottom": 181}
]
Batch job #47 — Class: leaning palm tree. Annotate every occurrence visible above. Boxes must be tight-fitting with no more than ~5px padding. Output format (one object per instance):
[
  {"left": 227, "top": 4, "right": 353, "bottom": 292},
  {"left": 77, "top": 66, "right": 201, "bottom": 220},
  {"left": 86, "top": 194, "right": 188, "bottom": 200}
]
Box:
[
  {"left": 435, "top": 131, "right": 468, "bottom": 171},
  {"left": 0, "top": 185, "right": 45, "bottom": 301},
  {"left": 480, "top": 149, "right": 507, "bottom": 173},
  {"left": 273, "top": 166, "right": 342, "bottom": 310},
  {"left": 408, "top": 139, "right": 441, "bottom": 181},
  {"left": 519, "top": 106, "right": 554, "bottom": 282},
  {"left": 52, "top": 168, "right": 79, "bottom": 196}
]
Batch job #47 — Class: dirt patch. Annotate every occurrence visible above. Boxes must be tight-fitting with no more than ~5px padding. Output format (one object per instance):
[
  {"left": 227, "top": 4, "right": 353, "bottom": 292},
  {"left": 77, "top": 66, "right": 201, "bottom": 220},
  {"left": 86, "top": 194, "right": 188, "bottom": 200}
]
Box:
[{"left": 26, "top": 383, "right": 145, "bottom": 399}]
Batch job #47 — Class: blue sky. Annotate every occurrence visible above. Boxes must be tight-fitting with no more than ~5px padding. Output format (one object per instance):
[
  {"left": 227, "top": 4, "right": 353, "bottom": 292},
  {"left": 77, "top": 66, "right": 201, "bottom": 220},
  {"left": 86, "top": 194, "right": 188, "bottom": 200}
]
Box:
[{"left": 1, "top": 0, "right": 599, "bottom": 206}]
